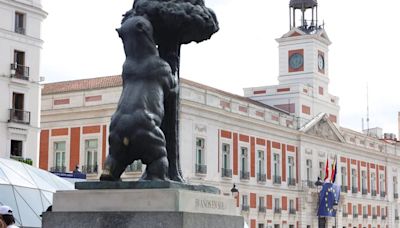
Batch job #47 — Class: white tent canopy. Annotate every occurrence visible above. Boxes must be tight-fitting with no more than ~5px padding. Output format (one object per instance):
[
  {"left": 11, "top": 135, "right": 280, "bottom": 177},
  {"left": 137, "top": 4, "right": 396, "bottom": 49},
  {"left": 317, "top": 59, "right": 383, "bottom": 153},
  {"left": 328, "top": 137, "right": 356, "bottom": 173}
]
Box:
[{"left": 0, "top": 158, "right": 74, "bottom": 227}]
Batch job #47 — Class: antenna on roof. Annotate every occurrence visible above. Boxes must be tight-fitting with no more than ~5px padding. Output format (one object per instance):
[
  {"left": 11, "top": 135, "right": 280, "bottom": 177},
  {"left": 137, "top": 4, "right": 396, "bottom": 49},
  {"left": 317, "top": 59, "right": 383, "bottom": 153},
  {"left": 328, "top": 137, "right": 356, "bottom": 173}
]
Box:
[{"left": 366, "top": 83, "right": 370, "bottom": 135}]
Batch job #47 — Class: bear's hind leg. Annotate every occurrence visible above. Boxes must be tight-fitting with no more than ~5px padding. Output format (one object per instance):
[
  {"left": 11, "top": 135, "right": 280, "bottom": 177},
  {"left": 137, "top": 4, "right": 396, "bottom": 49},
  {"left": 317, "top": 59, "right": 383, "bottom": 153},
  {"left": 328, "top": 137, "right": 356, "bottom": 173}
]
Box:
[{"left": 142, "top": 156, "right": 169, "bottom": 181}]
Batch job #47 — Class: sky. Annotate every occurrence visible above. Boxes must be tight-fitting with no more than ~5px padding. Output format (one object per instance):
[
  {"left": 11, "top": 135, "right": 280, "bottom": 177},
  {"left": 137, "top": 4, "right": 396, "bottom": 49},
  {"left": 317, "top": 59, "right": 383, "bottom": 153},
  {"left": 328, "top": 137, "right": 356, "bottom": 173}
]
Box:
[{"left": 40, "top": 0, "right": 400, "bottom": 136}]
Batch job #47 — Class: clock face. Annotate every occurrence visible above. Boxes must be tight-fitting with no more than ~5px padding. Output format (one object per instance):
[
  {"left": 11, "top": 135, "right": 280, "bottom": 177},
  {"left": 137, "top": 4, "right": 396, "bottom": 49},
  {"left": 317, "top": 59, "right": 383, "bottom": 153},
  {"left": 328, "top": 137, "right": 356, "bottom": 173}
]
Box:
[
  {"left": 289, "top": 53, "right": 304, "bottom": 70},
  {"left": 318, "top": 54, "right": 325, "bottom": 71}
]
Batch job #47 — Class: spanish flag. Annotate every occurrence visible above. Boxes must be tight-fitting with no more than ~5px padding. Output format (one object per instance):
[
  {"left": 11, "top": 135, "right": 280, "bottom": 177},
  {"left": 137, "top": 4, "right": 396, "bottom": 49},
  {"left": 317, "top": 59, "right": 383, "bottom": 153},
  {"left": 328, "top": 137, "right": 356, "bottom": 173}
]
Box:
[{"left": 330, "top": 157, "right": 337, "bottom": 183}]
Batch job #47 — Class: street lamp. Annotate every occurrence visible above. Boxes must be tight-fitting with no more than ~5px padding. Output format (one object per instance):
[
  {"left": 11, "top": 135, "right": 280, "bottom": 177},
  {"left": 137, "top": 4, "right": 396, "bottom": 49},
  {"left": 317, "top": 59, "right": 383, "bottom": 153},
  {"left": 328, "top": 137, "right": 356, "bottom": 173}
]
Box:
[
  {"left": 231, "top": 183, "right": 239, "bottom": 198},
  {"left": 315, "top": 177, "right": 325, "bottom": 228}
]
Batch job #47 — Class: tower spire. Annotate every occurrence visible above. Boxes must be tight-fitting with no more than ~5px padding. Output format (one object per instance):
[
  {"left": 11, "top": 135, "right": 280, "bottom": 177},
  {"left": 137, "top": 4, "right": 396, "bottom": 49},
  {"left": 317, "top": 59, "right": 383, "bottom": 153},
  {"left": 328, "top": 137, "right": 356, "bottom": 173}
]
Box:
[{"left": 289, "top": 0, "right": 319, "bottom": 32}]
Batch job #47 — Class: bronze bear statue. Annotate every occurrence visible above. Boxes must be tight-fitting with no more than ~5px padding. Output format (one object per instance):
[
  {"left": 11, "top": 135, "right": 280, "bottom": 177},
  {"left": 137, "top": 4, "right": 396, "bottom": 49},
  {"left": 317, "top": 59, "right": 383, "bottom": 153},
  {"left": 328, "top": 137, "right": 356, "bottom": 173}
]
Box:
[{"left": 100, "top": 15, "right": 176, "bottom": 181}]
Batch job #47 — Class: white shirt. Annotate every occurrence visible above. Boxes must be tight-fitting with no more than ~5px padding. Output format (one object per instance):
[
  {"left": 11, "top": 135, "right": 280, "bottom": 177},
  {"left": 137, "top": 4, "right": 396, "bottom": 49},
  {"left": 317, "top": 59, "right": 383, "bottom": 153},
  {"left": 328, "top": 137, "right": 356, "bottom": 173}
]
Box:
[{"left": 8, "top": 224, "right": 19, "bottom": 228}]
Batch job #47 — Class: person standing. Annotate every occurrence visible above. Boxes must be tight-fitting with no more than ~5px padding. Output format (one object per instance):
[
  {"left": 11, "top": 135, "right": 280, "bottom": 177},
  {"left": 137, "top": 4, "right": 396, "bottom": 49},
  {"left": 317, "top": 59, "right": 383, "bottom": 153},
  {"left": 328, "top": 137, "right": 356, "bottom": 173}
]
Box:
[{"left": 0, "top": 206, "right": 19, "bottom": 228}]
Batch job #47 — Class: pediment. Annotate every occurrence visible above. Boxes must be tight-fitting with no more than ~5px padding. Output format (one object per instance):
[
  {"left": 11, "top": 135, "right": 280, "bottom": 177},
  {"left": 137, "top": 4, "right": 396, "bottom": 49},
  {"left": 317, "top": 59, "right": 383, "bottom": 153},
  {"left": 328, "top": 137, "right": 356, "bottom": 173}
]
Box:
[
  {"left": 316, "top": 29, "right": 331, "bottom": 43},
  {"left": 300, "top": 113, "right": 345, "bottom": 143},
  {"left": 281, "top": 28, "right": 307, "bottom": 38}
]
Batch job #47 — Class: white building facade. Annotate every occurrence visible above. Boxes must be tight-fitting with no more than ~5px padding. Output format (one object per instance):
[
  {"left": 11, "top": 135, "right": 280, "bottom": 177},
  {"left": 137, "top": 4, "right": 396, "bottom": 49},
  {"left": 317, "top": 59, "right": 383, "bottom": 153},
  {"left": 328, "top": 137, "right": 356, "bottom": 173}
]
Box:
[
  {"left": 38, "top": 1, "right": 400, "bottom": 228},
  {"left": 0, "top": 0, "right": 47, "bottom": 165}
]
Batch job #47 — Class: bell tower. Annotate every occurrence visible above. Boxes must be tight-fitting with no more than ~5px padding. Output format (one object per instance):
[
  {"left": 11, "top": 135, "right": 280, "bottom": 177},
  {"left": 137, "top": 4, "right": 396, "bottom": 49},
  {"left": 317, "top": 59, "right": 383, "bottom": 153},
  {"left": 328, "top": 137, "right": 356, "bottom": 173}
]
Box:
[{"left": 244, "top": 0, "right": 340, "bottom": 124}]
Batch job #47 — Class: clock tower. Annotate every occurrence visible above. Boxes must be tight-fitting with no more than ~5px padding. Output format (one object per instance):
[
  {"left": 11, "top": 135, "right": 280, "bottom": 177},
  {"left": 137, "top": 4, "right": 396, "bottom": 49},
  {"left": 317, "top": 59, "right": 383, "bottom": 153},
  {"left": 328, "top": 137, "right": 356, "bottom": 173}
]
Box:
[{"left": 244, "top": 0, "right": 340, "bottom": 124}]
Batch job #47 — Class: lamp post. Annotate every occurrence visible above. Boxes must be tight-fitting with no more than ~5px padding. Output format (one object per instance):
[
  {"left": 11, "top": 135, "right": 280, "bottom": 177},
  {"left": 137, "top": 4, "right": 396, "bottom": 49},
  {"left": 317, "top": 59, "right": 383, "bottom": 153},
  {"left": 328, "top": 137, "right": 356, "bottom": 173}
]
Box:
[
  {"left": 315, "top": 177, "right": 325, "bottom": 228},
  {"left": 231, "top": 183, "right": 239, "bottom": 198}
]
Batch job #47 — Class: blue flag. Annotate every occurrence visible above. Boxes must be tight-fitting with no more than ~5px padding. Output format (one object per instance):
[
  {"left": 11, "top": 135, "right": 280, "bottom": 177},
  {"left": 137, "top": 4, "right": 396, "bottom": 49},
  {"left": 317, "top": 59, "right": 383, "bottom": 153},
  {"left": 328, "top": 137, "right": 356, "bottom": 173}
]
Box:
[{"left": 317, "top": 183, "right": 340, "bottom": 217}]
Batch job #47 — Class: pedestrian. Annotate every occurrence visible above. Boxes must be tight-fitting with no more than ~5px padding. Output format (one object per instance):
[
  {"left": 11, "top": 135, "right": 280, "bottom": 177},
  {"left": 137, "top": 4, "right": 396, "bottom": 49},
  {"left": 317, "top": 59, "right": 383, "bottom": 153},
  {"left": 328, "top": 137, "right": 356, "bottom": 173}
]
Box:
[{"left": 0, "top": 205, "right": 19, "bottom": 228}]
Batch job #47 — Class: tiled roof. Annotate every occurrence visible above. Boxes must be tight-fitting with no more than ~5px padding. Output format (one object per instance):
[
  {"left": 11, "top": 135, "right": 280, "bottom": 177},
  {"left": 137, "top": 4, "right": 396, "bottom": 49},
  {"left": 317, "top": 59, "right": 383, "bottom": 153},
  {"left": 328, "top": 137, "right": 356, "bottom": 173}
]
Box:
[
  {"left": 42, "top": 75, "right": 287, "bottom": 114},
  {"left": 42, "top": 75, "right": 122, "bottom": 95}
]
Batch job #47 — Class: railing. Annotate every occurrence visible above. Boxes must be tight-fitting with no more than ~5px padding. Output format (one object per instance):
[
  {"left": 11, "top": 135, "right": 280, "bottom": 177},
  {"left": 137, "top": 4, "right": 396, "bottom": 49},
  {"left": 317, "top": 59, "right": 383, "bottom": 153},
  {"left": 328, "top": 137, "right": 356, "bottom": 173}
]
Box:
[
  {"left": 195, "top": 164, "right": 207, "bottom": 174},
  {"left": 353, "top": 213, "right": 358, "bottom": 218},
  {"left": 258, "top": 206, "right": 266, "bottom": 213},
  {"left": 341, "top": 185, "right": 348, "bottom": 192},
  {"left": 342, "top": 212, "right": 348, "bottom": 217},
  {"left": 257, "top": 173, "right": 266, "bottom": 182},
  {"left": 9, "top": 109, "right": 30, "bottom": 124},
  {"left": 372, "top": 215, "right": 377, "bottom": 219},
  {"left": 82, "top": 164, "right": 98, "bottom": 174},
  {"left": 273, "top": 175, "right": 281, "bottom": 184},
  {"left": 274, "top": 208, "right": 281, "bottom": 214},
  {"left": 394, "top": 193, "right": 399, "bottom": 199},
  {"left": 50, "top": 166, "right": 66, "bottom": 173},
  {"left": 305, "top": 180, "right": 314, "bottom": 188},
  {"left": 288, "top": 178, "right": 296, "bottom": 186},
  {"left": 380, "top": 191, "right": 386, "bottom": 197},
  {"left": 371, "top": 190, "right": 377, "bottom": 196},
  {"left": 289, "top": 208, "right": 296, "bottom": 215},
  {"left": 10, "top": 156, "right": 32, "bottom": 165},
  {"left": 15, "top": 27, "right": 25, "bottom": 34},
  {"left": 381, "top": 215, "right": 386, "bottom": 220},
  {"left": 241, "top": 205, "right": 249, "bottom": 211},
  {"left": 221, "top": 168, "right": 232, "bottom": 178},
  {"left": 240, "top": 171, "right": 250, "bottom": 180},
  {"left": 395, "top": 216, "right": 399, "bottom": 221},
  {"left": 10, "top": 63, "right": 29, "bottom": 80},
  {"left": 125, "top": 161, "right": 142, "bottom": 173},
  {"left": 363, "top": 214, "right": 368, "bottom": 219},
  {"left": 352, "top": 187, "right": 358, "bottom": 193},
  {"left": 362, "top": 189, "right": 368, "bottom": 195}
]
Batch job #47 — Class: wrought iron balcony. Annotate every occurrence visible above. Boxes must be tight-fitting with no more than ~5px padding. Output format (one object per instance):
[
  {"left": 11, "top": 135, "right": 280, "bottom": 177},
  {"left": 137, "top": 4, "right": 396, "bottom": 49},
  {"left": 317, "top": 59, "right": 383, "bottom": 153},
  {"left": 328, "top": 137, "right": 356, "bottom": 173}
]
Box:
[
  {"left": 372, "top": 214, "right": 377, "bottom": 219},
  {"left": 125, "top": 161, "right": 142, "bottom": 173},
  {"left": 9, "top": 109, "right": 30, "bottom": 124},
  {"left": 395, "top": 216, "right": 399, "bottom": 221},
  {"left": 240, "top": 171, "right": 250, "bottom": 180},
  {"left": 273, "top": 175, "right": 281, "bottom": 184},
  {"left": 394, "top": 193, "right": 399, "bottom": 199},
  {"left": 241, "top": 205, "right": 249, "bottom": 211},
  {"left": 289, "top": 208, "right": 296, "bottom": 215},
  {"left": 257, "top": 173, "right": 266, "bottom": 182},
  {"left": 50, "top": 166, "right": 66, "bottom": 173},
  {"left": 288, "top": 178, "right": 296, "bottom": 186},
  {"left": 352, "top": 187, "right": 358, "bottom": 193},
  {"left": 353, "top": 213, "right": 358, "bottom": 218},
  {"left": 381, "top": 215, "right": 386, "bottom": 220},
  {"left": 305, "top": 180, "right": 314, "bottom": 188},
  {"left": 371, "top": 190, "right": 377, "bottom": 196},
  {"left": 361, "top": 188, "right": 367, "bottom": 195},
  {"left": 341, "top": 185, "right": 348, "bottom": 192},
  {"left": 258, "top": 206, "right": 266, "bottom": 213},
  {"left": 10, "top": 63, "right": 29, "bottom": 80},
  {"left": 15, "top": 27, "right": 25, "bottom": 34},
  {"left": 342, "top": 212, "right": 348, "bottom": 217},
  {"left": 363, "top": 214, "right": 368, "bottom": 219},
  {"left": 195, "top": 164, "right": 207, "bottom": 174},
  {"left": 380, "top": 191, "right": 386, "bottom": 197},
  {"left": 274, "top": 208, "right": 281, "bottom": 214},
  {"left": 82, "top": 164, "right": 98, "bottom": 174},
  {"left": 221, "top": 168, "right": 232, "bottom": 178}
]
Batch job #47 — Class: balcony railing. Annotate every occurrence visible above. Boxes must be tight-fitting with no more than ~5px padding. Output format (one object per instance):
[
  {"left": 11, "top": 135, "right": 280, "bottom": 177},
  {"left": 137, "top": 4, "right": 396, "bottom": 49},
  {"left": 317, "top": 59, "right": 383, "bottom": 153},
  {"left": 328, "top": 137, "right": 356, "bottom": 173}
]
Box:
[
  {"left": 273, "top": 175, "right": 281, "bottom": 184},
  {"left": 10, "top": 156, "right": 32, "bottom": 165},
  {"left": 195, "top": 164, "right": 207, "bottom": 174},
  {"left": 221, "top": 168, "right": 232, "bottom": 178},
  {"left": 380, "top": 191, "right": 386, "bottom": 197},
  {"left": 257, "top": 173, "right": 266, "bottom": 182},
  {"left": 15, "top": 27, "right": 25, "bottom": 34},
  {"left": 394, "top": 193, "right": 399, "bottom": 199},
  {"left": 240, "top": 171, "right": 250, "bottom": 180},
  {"left": 305, "top": 180, "right": 314, "bottom": 188},
  {"left": 274, "top": 208, "right": 281, "bottom": 214},
  {"left": 353, "top": 213, "right": 358, "bottom": 218},
  {"left": 352, "top": 187, "right": 358, "bottom": 193},
  {"left": 362, "top": 189, "right": 368, "bottom": 195},
  {"left": 363, "top": 214, "right": 368, "bottom": 219},
  {"left": 381, "top": 215, "right": 386, "bottom": 220},
  {"left": 395, "top": 216, "right": 399, "bottom": 221},
  {"left": 342, "top": 212, "right": 348, "bottom": 217},
  {"left": 9, "top": 109, "right": 30, "bottom": 124},
  {"left": 289, "top": 208, "right": 296, "bottom": 215},
  {"left": 341, "top": 185, "right": 348, "bottom": 192},
  {"left": 82, "top": 164, "right": 98, "bottom": 174},
  {"left": 371, "top": 190, "right": 377, "bottom": 196},
  {"left": 241, "top": 205, "right": 249, "bottom": 212},
  {"left": 50, "top": 166, "right": 66, "bottom": 173},
  {"left": 288, "top": 178, "right": 296, "bottom": 186},
  {"left": 10, "top": 63, "right": 29, "bottom": 80},
  {"left": 258, "top": 206, "right": 266, "bottom": 213},
  {"left": 125, "top": 161, "right": 142, "bottom": 173},
  {"left": 372, "top": 215, "right": 377, "bottom": 219}
]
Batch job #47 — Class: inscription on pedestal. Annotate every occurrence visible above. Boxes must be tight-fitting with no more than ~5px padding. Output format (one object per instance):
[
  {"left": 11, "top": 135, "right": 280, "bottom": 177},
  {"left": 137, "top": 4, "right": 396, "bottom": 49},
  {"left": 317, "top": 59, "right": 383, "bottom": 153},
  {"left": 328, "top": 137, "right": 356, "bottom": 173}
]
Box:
[{"left": 195, "top": 199, "right": 225, "bottom": 210}]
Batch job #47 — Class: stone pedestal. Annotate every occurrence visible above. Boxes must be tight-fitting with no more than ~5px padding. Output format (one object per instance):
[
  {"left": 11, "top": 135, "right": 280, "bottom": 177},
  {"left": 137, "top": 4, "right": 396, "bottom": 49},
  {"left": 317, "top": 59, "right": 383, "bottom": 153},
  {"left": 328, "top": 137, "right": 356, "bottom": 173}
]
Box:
[{"left": 42, "top": 181, "right": 244, "bottom": 228}]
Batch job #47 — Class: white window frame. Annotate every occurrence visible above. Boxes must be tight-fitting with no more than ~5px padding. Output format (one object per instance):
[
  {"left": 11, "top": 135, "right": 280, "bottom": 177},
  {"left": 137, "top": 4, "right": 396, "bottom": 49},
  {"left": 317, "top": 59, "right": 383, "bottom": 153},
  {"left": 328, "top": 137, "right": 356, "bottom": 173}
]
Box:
[{"left": 195, "top": 137, "right": 205, "bottom": 166}]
